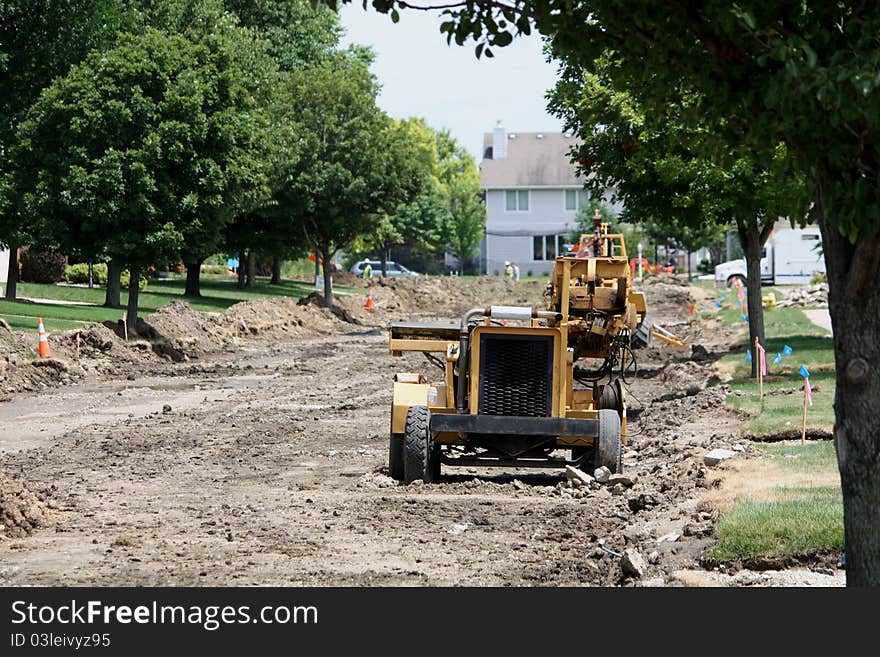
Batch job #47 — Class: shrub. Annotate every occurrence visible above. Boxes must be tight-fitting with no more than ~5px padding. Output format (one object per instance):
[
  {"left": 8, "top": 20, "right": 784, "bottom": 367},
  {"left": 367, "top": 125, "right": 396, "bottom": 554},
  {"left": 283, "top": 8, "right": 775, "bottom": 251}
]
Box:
[
  {"left": 64, "top": 263, "right": 108, "bottom": 285},
  {"left": 63, "top": 263, "right": 147, "bottom": 290},
  {"left": 811, "top": 271, "right": 827, "bottom": 285},
  {"left": 119, "top": 269, "right": 149, "bottom": 290},
  {"left": 200, "top": 264, "right": 228, "bottom": 276},
  {"left": 20, "top": 248, "right": 68, "bottom": 283}
]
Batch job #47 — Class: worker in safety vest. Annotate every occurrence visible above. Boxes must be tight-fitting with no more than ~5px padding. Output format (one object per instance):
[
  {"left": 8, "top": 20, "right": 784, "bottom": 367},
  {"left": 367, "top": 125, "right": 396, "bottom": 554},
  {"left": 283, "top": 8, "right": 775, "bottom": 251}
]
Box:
[
  {"left": 504, "top": 261, "right": 514, "bottom": 280},
  {"left": 362, "top": 262, "right": 373, "bottom": 279}
]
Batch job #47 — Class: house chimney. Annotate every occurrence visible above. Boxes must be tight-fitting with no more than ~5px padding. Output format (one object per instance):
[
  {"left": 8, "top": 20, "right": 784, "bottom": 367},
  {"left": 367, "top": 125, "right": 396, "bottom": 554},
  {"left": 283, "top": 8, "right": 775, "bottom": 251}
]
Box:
[{"left": 492, "top": 120, "right": 507, "bottom": 160}]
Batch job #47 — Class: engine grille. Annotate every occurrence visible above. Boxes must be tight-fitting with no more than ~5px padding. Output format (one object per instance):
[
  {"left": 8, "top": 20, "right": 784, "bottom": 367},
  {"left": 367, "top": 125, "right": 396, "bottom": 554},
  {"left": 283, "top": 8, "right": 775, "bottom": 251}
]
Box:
[{"left": 477, "top": 333, "right": 554, "bottom": 417}]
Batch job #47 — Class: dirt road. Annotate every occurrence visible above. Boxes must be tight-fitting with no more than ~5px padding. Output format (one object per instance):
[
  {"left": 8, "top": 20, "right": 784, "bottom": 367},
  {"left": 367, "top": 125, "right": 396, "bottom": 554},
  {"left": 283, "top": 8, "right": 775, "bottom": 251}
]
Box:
[{"left": 0, "top": 276, "right": 822, "bottom": 586}]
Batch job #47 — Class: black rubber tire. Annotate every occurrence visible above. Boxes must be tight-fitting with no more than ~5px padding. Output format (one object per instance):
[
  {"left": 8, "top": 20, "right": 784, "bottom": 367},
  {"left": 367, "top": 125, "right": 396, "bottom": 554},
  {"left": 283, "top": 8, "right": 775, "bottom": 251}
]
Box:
[
  {"left": 403, "top": 405, "right": 437, "bottom": 484},
  {"left": 594, "top": 409, "right": 623, "bottom": 474},
  {"left": 430, "top": 444, "right": 442, "bottom": 482},
  {"left": 389, "top": 432, "right": 404, "bottom": 480}
]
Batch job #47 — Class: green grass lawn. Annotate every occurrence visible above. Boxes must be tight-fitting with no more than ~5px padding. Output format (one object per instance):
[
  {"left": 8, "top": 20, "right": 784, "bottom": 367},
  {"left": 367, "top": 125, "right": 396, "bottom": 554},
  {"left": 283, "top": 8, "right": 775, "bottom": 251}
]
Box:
[
  {"left": 1, "top": 275, "right": 357, "bottom": 332},
  {"left": 713, "top": 442, "right": 844, "bottom": 561},
  {"left": 726, "top": 370, "right": 835, "bottom": 435},
  {"left": 711, "top": 302, "right": 835, "bottom": 435}
]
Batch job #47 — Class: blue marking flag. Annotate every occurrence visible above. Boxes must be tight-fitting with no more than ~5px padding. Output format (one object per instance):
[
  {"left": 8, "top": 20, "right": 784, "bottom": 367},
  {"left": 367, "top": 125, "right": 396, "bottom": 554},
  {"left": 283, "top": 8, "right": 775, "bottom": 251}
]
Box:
[
  {"left": 782, "top": 344, "right": 793, "bottom": 356},
  {"left": 742, "top": 314, "right": 749, "bottom": 323},
  {"left": 719, "top": 295, "right": 726, "bottom": 301},
  {"left": 773, "top": 352, "right": 782, "bottom": 365},
  {"left": 800, "top": 365, "right": 813, "bottom": 406},
  {"left": 746, "top": 350, "right": 752, "bottom": 363},
  {"left": 714, "top": 301, "right": 722, "bottom": 308}
]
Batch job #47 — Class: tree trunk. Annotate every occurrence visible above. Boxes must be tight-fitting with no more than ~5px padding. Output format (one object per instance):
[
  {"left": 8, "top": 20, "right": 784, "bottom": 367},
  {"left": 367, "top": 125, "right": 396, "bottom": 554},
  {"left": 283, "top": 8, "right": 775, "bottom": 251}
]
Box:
[
  {"left": 313, "top": 252, "right": 319, "bottom": 286},
  {"left": 737, "top": 221, "right": 772, "bottom": 379},
  {"left": 380, "top": 248, "right": 388, "bottom": 278},
  {"left": 104, "top": 260, "right": 122, "bottom": 308},
  {"left": 246, "top": 250, "right": 256, "bottom": 288},
  {"left": 126, "top": 264, "right": 140, "bottom": 337},
  {"left": 321, "top": 248, "right": 334, "bottom": 308},
  {"left": 270, "top": 258, "right": 282, "bottom": 284},
  {"left": 687, "top": 248, "right": 692, "bottom": 280},
  {"left": 237, "top": 249, "right": 246, "bottom": 289},
  {"left": 4, "top": 244, "right": 19, "bottom": 300},
  {"left": 184, "top": 258, "right": 203, "bottom": 297},
  {"left": 815, "top": 183, "right": 880, "bottom": 586}
]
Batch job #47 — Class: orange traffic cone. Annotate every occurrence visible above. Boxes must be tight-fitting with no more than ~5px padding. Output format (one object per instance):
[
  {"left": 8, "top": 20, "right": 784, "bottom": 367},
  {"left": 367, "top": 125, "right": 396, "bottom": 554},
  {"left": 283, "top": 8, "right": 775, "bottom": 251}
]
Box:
[
  {"left": 37, "top": 317, "right": 51, "bottom": 358},
  {"left": 364, "top": 286, "right": 374, "bottom": 311}
]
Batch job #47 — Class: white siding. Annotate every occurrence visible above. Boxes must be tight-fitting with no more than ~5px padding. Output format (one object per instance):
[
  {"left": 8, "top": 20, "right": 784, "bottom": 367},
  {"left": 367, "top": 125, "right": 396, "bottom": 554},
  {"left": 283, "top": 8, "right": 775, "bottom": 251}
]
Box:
[
  {"left": 483, "top": 188, "right": 578, "bottom": 276},
  {"left": 0, "top": 248, "right": 8, "bottom": 284}
]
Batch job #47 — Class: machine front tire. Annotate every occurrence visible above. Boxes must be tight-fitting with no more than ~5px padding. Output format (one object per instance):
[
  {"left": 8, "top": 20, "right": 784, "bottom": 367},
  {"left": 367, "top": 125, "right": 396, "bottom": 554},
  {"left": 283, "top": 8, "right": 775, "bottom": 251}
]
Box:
[
  {"left": 595, "top": 409, "right": 623, "bottom": 474},
  {"left": 403, "top": 405, "right": 438, "bottom": 484},
  {"left": 389, "top": 432, "right": 404, "bottom": 480}
]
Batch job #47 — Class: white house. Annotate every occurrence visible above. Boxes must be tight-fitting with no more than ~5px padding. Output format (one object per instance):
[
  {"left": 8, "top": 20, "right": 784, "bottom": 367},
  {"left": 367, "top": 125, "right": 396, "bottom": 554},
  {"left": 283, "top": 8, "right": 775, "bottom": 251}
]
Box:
[{"left": 472, "top": 123, "right": 624, "bottom": 276}]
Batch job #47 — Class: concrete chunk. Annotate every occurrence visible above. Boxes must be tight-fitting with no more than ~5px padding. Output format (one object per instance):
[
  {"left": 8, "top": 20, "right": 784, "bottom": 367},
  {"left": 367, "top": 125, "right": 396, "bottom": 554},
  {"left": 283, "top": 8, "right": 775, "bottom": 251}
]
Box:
[
  {"left": 608, "top": 473, "right": 638, "bottom": 488},
  {"left": 621, "top": 548, "right": 647, "bottom": 579},
  {"left": 565, "top": 465, "right": 595, "bottom": 488},
  {"left": 703, "top": 448, "right": 737, "bottom": 466},
  {"left": 593, "top": 466, "right": 611, "bottom": 483}
]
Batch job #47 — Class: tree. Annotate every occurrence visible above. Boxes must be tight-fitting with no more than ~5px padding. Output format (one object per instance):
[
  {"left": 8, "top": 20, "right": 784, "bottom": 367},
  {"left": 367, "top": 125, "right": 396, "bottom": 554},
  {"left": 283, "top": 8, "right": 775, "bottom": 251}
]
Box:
[
  {"left": 435, "top": 130, "right": 485, "bottom": 274},
  {"left": 223, "top": 0, "right": 341, "bottom": 71},
  {"left": 278, "top": 54, "right": 423, "bottom": 308},
  {"left": 548, "top": 61, "right": 807, "bottom": 376},
  {"left": 335, "top": 0, "right": 880, "bottom": 585},
  {"left": 14, "top": 28, "right": 271, "bottom": 334},
  {"left": 0, "top": 0, "right": 131, "bottom": 299},
  {"left": 350, "top": 118, "right": 449, "bottom": 275},
  {"left": 136, "top": 1, "right": 281, "bottom": 297}
]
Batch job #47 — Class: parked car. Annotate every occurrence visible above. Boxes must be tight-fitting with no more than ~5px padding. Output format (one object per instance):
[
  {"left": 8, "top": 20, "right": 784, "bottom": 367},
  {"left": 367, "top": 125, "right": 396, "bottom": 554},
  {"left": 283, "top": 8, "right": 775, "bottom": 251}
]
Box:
[{"left": 350, "top": 260, "right": 420, "bottom": 277}]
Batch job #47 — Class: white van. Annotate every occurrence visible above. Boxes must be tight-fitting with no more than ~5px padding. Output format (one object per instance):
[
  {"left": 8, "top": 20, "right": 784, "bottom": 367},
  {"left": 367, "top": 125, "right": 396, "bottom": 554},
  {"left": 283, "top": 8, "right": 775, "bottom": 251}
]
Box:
[{"left": 714, "top": 225, "right": 825, "bottom": 287}]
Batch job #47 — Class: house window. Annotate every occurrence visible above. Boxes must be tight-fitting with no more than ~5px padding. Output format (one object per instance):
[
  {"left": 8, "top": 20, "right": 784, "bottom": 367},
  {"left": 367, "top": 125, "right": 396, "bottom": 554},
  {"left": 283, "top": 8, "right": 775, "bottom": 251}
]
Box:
[
  {"left": 564, "top": 190, "right": 590, "bottom": 212},
  {"left": 534, "top": 234, "right": 566, "bottom": 260},
  {"left": 545, "top": 235, "right": 557, "bottom": 260},
  {"left": 533, "top": 236, "right": 543, "bottom": 260},
  {"left": 505, "top": 190, "right": 529, "bottom": 211}
]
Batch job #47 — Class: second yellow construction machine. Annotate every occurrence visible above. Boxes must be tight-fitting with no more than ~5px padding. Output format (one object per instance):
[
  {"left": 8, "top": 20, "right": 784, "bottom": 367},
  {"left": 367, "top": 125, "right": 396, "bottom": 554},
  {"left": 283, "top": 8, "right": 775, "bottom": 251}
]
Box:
[{"left": 387, "top": 215, "right": 649, "bottom": 483}]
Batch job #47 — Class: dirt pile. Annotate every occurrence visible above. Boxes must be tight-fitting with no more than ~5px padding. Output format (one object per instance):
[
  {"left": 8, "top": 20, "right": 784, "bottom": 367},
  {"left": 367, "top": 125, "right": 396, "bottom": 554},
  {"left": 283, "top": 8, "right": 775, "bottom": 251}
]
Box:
[
  {"left": 0, "top": 476, "right": 48, "bottom": 539},
  {"left": 658, "top": 361, "right": 720, "bottom": 395},
  {"left": 367, "top": 276, "right": 546, "bottom": 318},
  {"left": 0, "top": 296, "right": 355, "bottom": 396}
]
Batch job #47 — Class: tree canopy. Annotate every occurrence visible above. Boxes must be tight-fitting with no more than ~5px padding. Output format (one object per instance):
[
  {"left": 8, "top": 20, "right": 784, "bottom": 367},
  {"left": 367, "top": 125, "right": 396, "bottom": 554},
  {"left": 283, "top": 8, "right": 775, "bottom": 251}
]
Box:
[{"left": 14, "top": 27, "right": 273, "bottom": 329}]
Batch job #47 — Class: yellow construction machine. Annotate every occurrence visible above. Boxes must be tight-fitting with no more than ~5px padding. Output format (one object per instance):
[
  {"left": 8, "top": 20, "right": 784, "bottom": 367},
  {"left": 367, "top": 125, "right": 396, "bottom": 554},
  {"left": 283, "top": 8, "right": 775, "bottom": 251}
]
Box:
[{"left": 387, "top": 215, "right": 651, "bottom": 483}]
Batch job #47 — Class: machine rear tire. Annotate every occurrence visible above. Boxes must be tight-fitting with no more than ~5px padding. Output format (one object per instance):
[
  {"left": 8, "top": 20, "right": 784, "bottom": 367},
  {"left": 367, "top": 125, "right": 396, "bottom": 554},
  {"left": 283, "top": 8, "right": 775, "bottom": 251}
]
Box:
[
  {"left": 403, "top": 405, "right": 438, "bottom": 484},
  {"left": 595, "top": 409, "right": 623, "bottom": 474}
]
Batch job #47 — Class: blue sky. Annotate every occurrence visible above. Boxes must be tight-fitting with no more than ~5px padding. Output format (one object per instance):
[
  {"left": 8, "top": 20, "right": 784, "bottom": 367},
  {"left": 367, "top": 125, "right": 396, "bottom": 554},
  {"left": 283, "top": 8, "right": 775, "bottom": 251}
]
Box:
[{"left": 339, "top": 6, "right": 563, "bottom": 162}]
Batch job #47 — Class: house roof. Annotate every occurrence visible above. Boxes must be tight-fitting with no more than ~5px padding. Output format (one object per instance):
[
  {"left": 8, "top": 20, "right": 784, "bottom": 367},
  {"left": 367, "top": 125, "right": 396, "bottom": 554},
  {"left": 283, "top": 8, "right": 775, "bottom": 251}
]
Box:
[{"left": 480, "top": 131, "right": 583, "bottom": 188}]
